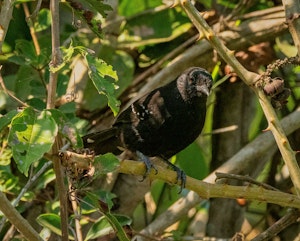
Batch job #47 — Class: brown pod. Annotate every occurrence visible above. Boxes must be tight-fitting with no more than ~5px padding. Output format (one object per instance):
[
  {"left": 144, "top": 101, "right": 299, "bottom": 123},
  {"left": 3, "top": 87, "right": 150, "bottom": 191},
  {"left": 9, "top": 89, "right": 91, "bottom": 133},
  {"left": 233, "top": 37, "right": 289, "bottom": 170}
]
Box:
[
  {"left": 263, "top": 77, "right": 284, "bottom": 97},
  {"left": 272, "top": 88, "right": 291, "bottom": 101}
]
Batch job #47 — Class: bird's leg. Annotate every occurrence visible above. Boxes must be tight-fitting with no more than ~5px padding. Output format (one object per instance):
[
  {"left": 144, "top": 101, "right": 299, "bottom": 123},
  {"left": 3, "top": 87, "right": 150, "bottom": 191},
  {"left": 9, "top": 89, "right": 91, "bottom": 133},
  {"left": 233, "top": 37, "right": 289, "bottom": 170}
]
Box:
[
  {"left": 136, "top": 151, "right": 158, "bottom": 181},
  {"left": 161, "top": 159, "right": 186, "bottom": 193}
]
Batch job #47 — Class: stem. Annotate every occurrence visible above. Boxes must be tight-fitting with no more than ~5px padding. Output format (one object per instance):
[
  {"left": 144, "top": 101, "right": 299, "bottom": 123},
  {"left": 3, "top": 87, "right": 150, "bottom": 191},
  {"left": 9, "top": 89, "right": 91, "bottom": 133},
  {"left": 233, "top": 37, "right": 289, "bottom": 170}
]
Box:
[
  {"left": 180, "top": 0, "right": 300, "bottom": 196},
  {"left": 48, "top": 0, "right": 69, "bottom": 240},
  {"left": 23, "top": 3, "right": 41, "bottom": 55},
  {"left": 69, "top": 185, "right": 83, "bottom": 241},
  {"left": 0, "top": 0, "right": 16, "bottom": 53},
  {"left": 0, "top": 191, "right": 42, "bottom": 241},
  {"left": 282, "top": 0, "right": 300, "bottom": 54},
  {"left": 118, "top": 160, "right": 300, "bottom": 208}
]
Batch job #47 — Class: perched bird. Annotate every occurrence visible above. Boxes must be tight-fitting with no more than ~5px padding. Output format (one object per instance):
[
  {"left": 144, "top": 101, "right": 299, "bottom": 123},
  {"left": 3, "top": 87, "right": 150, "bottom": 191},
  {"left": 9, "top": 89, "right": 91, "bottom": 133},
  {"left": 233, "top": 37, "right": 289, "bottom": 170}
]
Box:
[{"left": 83, "top": 67, "right": 212, "bottom": 189}]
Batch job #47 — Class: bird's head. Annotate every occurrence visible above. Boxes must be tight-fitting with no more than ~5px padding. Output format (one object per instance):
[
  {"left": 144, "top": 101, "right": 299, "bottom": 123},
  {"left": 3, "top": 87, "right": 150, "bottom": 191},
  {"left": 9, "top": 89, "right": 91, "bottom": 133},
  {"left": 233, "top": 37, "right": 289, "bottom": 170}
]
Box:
[{"left": 177, "top": 67, "right": 213, "bottom": 100}]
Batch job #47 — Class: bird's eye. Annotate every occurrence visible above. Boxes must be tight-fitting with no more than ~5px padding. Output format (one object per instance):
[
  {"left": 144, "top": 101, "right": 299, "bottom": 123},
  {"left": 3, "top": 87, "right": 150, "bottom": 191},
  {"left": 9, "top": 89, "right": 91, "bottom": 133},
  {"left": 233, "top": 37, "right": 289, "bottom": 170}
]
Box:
[{"left": 190, "top": 72, "right": 199, "bottom": 84}]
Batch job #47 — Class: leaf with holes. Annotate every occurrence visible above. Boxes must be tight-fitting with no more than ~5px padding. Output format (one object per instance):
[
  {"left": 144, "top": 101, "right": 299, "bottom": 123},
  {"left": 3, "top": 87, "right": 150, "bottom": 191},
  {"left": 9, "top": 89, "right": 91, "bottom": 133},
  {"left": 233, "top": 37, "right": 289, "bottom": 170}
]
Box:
[
  {"left": 8, "top": 107, "right": 58, "bottom": 175},
  {"left": 85, "top": 54, "right": 120, "bottom": 116}
]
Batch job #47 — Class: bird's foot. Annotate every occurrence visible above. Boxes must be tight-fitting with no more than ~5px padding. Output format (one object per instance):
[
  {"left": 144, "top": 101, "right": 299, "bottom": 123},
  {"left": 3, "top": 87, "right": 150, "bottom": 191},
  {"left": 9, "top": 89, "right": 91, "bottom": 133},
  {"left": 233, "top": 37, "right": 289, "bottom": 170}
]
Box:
[
  {"left": 136, "top": 151, "right": 158, "bottom": 181},
  {"left": 172, "top": 165, "right": 186, "bottom": 193},
  {"left": 161, "top": 159, "right": 186, "bottom": 193}
]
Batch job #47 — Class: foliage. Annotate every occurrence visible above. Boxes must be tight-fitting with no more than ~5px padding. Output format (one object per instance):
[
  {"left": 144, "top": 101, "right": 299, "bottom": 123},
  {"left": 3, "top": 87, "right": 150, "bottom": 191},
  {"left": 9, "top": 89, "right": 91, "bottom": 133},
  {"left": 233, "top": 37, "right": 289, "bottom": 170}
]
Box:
[{"left": 0, "top": 0, "right": 300, "bottom": 240}]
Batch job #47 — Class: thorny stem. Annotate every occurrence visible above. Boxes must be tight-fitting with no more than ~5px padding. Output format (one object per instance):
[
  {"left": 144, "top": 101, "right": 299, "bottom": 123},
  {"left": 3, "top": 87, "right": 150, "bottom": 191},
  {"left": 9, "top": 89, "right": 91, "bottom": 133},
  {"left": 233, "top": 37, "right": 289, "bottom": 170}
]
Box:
[
  {"left": 119, "top": 160, "right": 300, "bottom": 209},
  {"left": 180, "top": 0, "right": 300, "bottom": 197}
]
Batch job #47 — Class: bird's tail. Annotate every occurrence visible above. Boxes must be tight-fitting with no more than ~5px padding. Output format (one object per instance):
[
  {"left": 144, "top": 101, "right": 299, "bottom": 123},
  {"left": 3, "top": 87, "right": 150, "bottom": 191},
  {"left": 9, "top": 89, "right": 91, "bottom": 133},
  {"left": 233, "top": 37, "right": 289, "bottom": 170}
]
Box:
[{"left": 82, "top": 127, "right": 121, "bottom": 155}]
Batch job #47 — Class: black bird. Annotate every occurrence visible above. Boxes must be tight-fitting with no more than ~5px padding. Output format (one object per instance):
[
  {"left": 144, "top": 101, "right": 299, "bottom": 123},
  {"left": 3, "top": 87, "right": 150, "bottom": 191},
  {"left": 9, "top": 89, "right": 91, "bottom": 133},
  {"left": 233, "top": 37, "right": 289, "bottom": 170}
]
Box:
[{"left": 83, "top": 67, "right": 212, "bottom": 189}]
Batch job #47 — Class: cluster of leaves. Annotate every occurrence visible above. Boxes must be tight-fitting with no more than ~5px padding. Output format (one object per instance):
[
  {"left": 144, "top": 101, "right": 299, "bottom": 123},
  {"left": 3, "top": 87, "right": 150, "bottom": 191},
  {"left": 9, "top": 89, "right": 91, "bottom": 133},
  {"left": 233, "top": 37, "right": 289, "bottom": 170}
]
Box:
[{"left": 0, "top": 0, "right": 125, "bottom": 239}]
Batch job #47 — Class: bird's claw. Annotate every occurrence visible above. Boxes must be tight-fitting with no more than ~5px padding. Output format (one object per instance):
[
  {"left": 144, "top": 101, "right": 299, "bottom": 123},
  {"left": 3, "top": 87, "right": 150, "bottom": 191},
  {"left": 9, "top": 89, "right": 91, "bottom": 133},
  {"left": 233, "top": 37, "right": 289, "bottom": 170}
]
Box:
[
  {"left": 136, "top": 151, "right": 158, "bottom": 182},
  {"left": 173, "top": 166, "right": 186, "bottom": 193}
]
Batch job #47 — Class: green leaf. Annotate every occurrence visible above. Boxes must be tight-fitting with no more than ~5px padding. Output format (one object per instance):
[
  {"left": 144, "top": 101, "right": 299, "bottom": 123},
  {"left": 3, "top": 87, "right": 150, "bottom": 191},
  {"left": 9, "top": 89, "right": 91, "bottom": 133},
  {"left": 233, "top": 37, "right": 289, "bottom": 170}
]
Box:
[
  {"left": 0, "top": 148, "right": 12, "bottom": 166},
  {"left": 85, "top": 0, "right": 113, "bottom": 17},
  {"left": 35, "top": 168, "right": 56, "bottom": 190},
  {"left": 85, "top": 216, "right": 113, "bottom": 240},
  {"left": 85, "top": 54, "right": 120, "bottom": 115},
  {"left": 34, "top": 9, "right": 52, "bottom": 32},
  {"left": 85, "top": 190, "right": 117, "bottom": 212},
  {"left": 119, "top": 0, "right": 161, "bottom": 16},
  {"left": 85, "top": 214, "right": 131, "bottom": 241},
  {"left": 94, "top": 153, "right": 120, "bottom": 174},
  {"left": 0, "top": 110, "right": 18, "bottom": 132},
  {"left": 8, "top": 107, "right": 58, "bottom": 175},
  {"left": 0, "top": 170, "right": 19, "bottom": 193},
  {"left": 8, "top": 40, "right": 49, "bottom": 68},
  {"left": 15, "top": 39, "right": 38, "bottom": 63},
  {"left": 275, "top": 35, "right": 298, "bottom": 57},
  {"left": 37, "top": 213, "right": 75, "bottom": 240},
  {"left": 82, "top": 49, "right": 134, "bottom": 111},
  {"left": 176, "top": 143, "right": 208, "bottom": 180}
]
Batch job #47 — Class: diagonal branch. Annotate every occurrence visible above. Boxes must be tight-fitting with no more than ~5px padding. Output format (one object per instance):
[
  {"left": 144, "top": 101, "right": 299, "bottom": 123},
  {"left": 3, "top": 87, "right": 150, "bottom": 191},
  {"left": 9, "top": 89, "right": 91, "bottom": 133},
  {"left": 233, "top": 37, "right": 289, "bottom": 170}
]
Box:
[
  {"left": 180, "top": 0, "right": 300, "bottom": 196},
  {"left": 0, "top": 191, "right": 42, "bottom": 241}
]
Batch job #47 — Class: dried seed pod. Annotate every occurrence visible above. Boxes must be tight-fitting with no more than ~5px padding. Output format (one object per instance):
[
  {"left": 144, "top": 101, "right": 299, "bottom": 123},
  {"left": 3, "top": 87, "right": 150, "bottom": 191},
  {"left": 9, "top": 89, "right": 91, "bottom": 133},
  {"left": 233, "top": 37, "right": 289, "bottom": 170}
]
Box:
[
  {"left": 83, "top": 10, "right": 94, "bottom": 24},
  {"left": 271, "top": 99, "right": 287, "bottom": 109},
  {"left": 263, "top": 77, "right": 284, "bottom": 97},
  {"left": 272, "top": 88, "right": 291, "bottom": 101},
  {"left": 271, "top": 88, "right": 291, "bottom": 109},
  {"left": 69, "top": 1, "right": 84, "bottom": 11}
]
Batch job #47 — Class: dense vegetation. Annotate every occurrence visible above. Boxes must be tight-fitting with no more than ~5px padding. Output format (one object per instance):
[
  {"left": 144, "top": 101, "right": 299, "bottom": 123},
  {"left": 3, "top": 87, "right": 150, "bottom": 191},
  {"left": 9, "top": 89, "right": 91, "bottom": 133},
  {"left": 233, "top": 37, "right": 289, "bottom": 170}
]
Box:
[{"left": 0, "top": 0, "right": 300, "bottom": 240}]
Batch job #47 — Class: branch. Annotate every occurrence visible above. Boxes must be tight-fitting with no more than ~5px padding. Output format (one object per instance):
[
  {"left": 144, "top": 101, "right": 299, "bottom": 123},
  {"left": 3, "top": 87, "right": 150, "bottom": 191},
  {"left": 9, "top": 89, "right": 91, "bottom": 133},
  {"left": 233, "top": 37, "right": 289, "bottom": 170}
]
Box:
[
  {"left": 119, "top": 160, "right": 300, "bottom": 209},
  {"left": 0, "top": 191, "right": 42, "bottom": 241},
  {"left": 282, "top": 0, "right": 300, "bottom": 54},
  {"left": 48, "top": 0, "right": 69, "bottom": 240},
  {"left": 180, "top": 0, "right": 300, "bottom": 196},
  {"left": 0, "top": 0, "right": 16, "bottom": 53},
  {"left": 251, "top": 209, "right": 300, "bottom": 241}
]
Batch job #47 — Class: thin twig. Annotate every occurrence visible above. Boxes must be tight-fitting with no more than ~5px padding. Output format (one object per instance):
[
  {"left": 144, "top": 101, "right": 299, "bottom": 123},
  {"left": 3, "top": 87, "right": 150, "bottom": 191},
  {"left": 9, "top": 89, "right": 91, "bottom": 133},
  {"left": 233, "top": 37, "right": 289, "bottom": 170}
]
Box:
[
  {"left": 69, "top": 185, "right": 83, "bottom": 241},
  {"left": 215, "top": 172, "right": 280, "bottom": 191},
  {"left": 23, "top": 3, "right": 41, "bottom": 55},
  {"left": 0, "top": 66, "right": 30, "bottom": 108},
  {"left": 31, "top": 0, "right": 43, "bottom": 18},
  {"left": 251, "top": 209, "right": 300, "bottom": 241}
]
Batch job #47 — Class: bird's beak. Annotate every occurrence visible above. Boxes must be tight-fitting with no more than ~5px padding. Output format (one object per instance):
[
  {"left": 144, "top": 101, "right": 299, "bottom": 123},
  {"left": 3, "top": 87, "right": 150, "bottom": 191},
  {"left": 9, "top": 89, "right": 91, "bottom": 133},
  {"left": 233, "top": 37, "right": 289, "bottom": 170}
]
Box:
[{"left": 197, "top": 85, "right": 210, "bottom": 96}]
